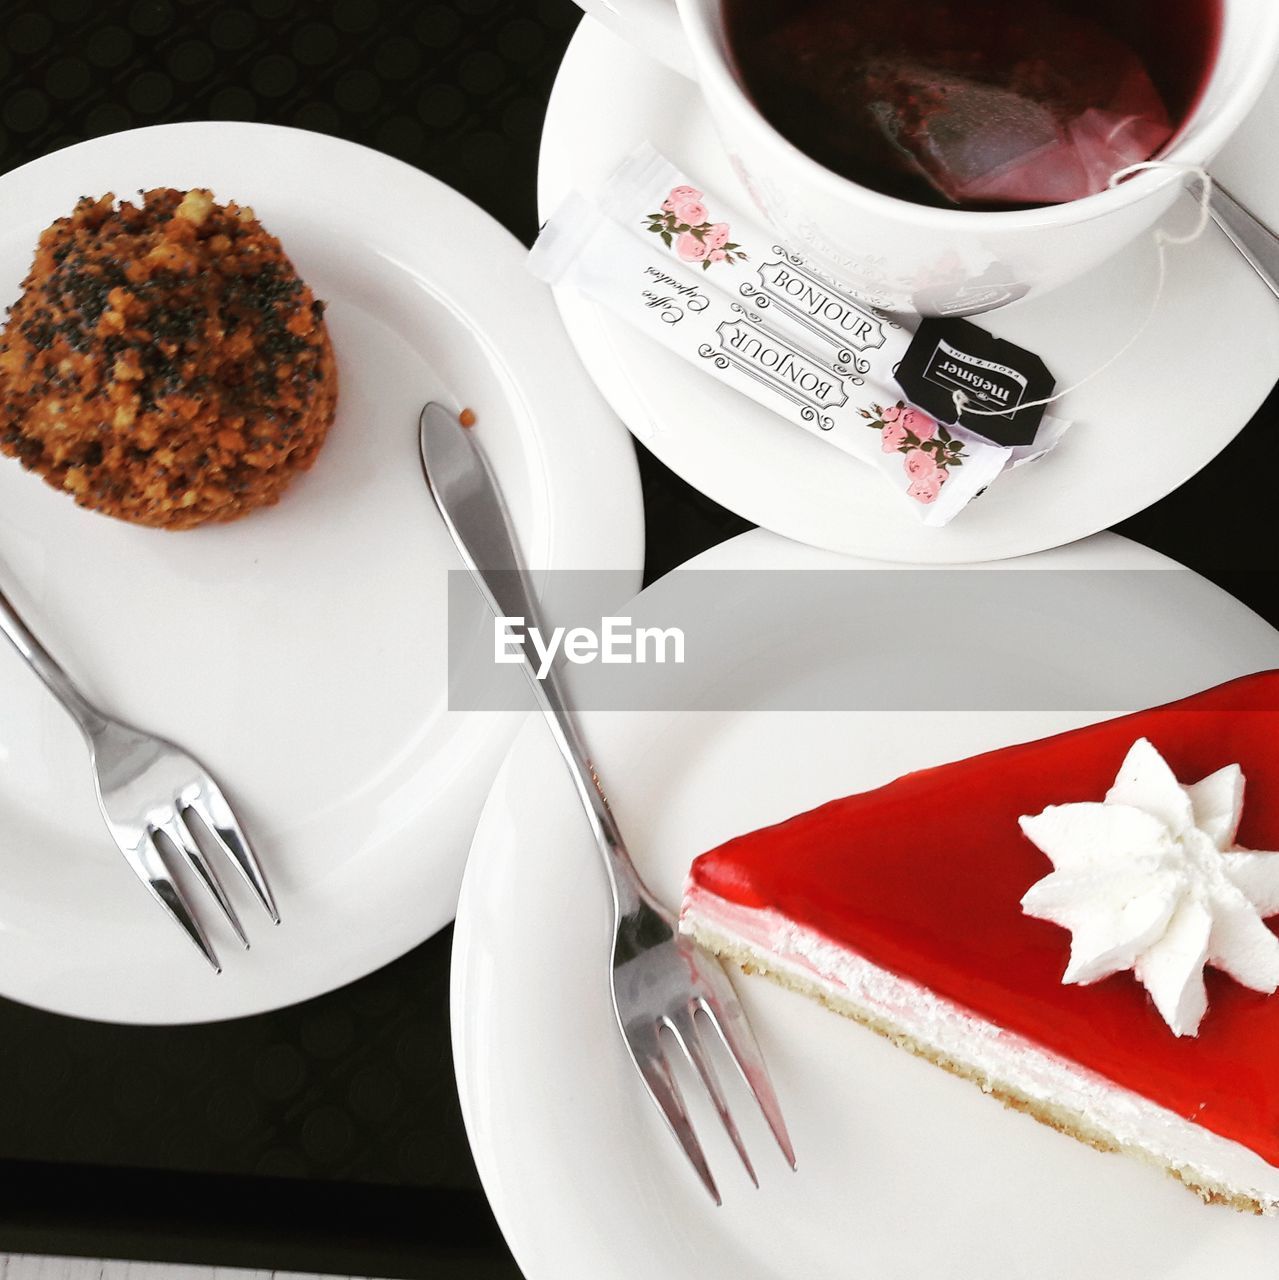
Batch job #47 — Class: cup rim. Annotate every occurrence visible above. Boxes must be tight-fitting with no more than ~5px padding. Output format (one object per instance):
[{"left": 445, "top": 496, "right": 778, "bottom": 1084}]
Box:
[{"left": 679, "top": 0, "right": 1279, "bottom": 229}]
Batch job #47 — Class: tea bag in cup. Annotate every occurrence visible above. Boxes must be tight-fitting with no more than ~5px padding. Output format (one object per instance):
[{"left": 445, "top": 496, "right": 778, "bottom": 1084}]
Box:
[
  {"left": 863, "top": 56, "right": 1172, "bottom": 206},
  {"left": 763, "top": 0, "right": 1175, "bottom": 207}
]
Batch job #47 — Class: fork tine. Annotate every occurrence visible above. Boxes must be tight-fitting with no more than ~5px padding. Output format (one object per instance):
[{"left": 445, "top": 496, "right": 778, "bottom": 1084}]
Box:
[
  {"left": 667, "top": 1012, "right": 757, "bottom": 1188},
  {"left": 159, "top": 814, "right": 248, "bottom": 949},
  {"left": 635, "top": 1042, "right": 721, "bottom": 1206},
  {"left": 697, "top": 993, "right": 797, "bottom": 1170},
  {"left": 118, "top": 832, "right": 221, "bottom": 972},
  {"left": 189, "top": 784, "right": 279, "bottom": 923}
]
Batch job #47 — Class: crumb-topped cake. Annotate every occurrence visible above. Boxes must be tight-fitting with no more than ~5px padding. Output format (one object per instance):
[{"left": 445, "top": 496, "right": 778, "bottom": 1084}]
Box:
[
  {"left": 0, "top": 188, "right": 337, "bottom": 529},
  {"left": 680, "top": 671, "right": 1279, "bottom": 1212}
]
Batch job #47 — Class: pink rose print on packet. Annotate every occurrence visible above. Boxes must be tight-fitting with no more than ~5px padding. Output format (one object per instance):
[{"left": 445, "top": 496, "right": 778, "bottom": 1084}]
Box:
[
  {"left": 900, "top": 408, "right": 936, "bottom": 440},
  {"left": 907, "top": 471, "right": 947, "bottom": 504},
  {"left": 677, "top": 232, "right": 710, "bottom": 263},
  {"left": 903, "top": 449, "right": 939, "bottom": 481},
  {"left": 881, "top": 422, "right": 909, "bottom": 452},
  {"left": 859, "top": 400, "right": 969, "bottom": 507},
  {"left": 674, "top": 199, "right": 710, "bottom": 225},
  {"left": 643, "top": 186, "right": 748, "bottom": 270}
]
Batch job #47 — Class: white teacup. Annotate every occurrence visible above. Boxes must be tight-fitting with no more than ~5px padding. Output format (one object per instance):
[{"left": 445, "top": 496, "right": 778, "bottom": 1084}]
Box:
[{"left": 575, "top": 0, "right": 1279, "bottom": 315}]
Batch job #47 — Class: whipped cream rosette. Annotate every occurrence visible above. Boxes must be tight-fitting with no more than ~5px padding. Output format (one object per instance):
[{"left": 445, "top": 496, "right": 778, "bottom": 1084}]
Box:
[{"left": 1021, "top": 738, "right": 1279, "bottom": 1037}]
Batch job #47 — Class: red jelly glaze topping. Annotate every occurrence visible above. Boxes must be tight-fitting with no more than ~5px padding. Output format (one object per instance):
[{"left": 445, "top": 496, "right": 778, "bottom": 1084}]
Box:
[{"left": 691, "top": 671, "right": 1279, "bottom": 1165}]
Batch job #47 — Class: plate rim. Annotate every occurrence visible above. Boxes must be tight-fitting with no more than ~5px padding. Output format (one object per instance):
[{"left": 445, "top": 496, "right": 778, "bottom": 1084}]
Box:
[
  {"left": 536, "top": 18, "right": 1279, "bottom": 565},
  {"left": 451, "top": 527, "right": 1279, "bottom": 1279},
  {"left": 0, "top": 121, "right": 646, "bottom": 1024}
]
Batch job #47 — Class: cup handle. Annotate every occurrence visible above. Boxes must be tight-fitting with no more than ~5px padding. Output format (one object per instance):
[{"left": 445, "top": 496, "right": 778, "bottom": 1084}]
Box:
[{"left": 571, "top": 0, "right": 695, "bottom": 78}]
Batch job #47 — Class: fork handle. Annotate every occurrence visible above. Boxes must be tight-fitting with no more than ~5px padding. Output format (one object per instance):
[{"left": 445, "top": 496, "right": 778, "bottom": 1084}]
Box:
[
  {"left": 480, "top": 566, "right": 649, "bottom": 910},
  {"left": 419, "top": 405, "right": 652, "bottom": 916},
  {"left": 464, "top": 559, "right": 651, "bottom": 915},
  {"left": 0, "top": 583, "right": 106, "bottom": 738}
]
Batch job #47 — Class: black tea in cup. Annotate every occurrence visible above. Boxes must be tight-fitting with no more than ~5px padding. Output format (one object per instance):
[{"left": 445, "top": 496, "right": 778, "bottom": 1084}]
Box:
[{"left": 723, "top": 0, "right": 1223, "bottom": 210}]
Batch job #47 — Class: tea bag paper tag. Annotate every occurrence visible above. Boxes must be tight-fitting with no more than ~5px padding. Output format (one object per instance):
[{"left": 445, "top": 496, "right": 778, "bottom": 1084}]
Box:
[{"left": 895, "top": 318, "right": 1054, "bottom": 446}]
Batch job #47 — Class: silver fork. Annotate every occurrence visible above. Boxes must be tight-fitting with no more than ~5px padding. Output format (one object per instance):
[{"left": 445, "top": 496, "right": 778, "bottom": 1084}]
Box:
[
  {"left": 419, "top": 401, "right": 795, "bottom": 1202},
  {"left": 0, "top": 581, "right": 279, "bottom": 971}
]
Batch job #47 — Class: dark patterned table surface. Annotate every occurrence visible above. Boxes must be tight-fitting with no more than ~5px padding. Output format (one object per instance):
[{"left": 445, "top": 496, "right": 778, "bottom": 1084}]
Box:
[{"left": 0, "top": 2, "right": 1275, "bottom": 1277}]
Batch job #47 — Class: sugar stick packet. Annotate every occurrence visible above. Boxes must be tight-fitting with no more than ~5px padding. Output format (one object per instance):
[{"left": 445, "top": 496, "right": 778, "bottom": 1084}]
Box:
[
  {"left": 531, "top": 146, "right": 1071, "bottom": 526},
  {"left": 603, "top": 146, "right": 1071, "bottom": 457}
]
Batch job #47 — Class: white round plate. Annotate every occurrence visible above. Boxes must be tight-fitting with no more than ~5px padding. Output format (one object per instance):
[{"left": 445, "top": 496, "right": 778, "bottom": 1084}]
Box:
[
  {"left": 454, "top": 529, "right": 1279, "bottom": 1280},
  {"left": 539, "top": 18, "right": 1279, "bottom": 563},
  {"left": 0, "top": 122, "right": 644, "bottom": 1024}
]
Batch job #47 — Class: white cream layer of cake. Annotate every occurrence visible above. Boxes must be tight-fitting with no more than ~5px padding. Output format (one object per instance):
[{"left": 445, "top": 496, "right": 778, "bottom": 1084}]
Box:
[{"left": 681, "top": 883, "right": 1279, "bottom": 1213}]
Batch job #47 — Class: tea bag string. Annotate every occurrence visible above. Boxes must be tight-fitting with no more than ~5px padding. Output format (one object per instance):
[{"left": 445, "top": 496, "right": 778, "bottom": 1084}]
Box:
[{"left": 951, "top": 162, "right": 1214, "bottom": 422}]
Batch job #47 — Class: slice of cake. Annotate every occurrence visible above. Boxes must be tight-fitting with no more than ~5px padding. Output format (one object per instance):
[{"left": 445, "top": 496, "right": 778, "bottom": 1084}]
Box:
[{"left": 679, "top": 671, "right": 1279, "bottom": 1212}]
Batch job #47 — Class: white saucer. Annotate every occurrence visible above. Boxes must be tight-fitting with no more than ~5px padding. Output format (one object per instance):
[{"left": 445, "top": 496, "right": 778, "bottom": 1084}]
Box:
[
  {"left": 0, "top": 122, "right": 644, "bottom": 1024},
  {"left": 453, "top": 528, "right": 1279, "bottom": 1279},
  {"left": 539, "top": 17, "right": 1279, "bottom": 563}
]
